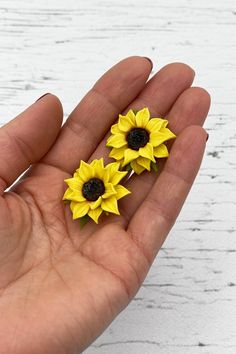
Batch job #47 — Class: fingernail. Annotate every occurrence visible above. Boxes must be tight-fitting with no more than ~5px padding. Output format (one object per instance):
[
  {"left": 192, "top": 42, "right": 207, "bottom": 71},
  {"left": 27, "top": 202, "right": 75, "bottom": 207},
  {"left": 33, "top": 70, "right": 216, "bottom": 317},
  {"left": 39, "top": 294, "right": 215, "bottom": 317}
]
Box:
[
  {"left": 206, "top": 133, "right": 209, "bottom": 142},
  {"left": 143, "top": 57, "right": 153, "bottom": 70},
  {"left": 35, "top": 93, "right": 51, "bottom": 102}
]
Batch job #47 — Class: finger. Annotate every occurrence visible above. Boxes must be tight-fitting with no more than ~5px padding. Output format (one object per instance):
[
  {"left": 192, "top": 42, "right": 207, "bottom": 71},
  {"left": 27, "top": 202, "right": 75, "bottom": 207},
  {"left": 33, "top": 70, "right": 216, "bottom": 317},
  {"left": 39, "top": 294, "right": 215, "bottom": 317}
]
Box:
[
  {"left": 167, "top": 86, "right": 211, "bottom": 135},
  {"left": 117, "top": 86, "right": 211, "bottom": 221},
  {"left": 43, "top": 56, "right": 152, "bottom": 173},
  {"left": 128, "top": 126, "right": 208, "bottom": 263},
  {"left": 90, "top": 62, "right": 195, "bottom": 162},
  {"left": 0, "top": 94, "right": 63, "bottom": 193}
]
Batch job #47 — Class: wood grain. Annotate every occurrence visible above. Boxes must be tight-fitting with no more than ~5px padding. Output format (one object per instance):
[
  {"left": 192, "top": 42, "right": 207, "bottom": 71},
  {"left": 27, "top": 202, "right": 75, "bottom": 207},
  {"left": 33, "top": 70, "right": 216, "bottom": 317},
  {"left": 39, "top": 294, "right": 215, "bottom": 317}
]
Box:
[{"left": 0, "top": 0, "right": 236, "bottom": 353}]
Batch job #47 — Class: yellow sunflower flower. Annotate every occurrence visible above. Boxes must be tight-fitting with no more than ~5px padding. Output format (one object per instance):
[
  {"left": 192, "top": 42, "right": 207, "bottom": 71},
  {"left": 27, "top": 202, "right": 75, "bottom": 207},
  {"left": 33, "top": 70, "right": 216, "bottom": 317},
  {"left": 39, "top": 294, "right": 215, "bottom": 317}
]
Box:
[
  {"left": 106, "top": 107, "right": 176, "bottom": 174},
  {"left": 63, "top": 158, "right": 130, "bottom": 224}
]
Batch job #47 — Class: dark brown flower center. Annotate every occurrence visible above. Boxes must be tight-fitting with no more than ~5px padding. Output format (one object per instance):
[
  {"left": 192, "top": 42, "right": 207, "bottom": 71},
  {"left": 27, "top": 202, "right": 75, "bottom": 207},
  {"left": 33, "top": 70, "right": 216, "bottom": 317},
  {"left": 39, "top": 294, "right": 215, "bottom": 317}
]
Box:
[
  {"left": 127, "top": 128, "right": 149, "bottom": 150},
  {"left": 82, "top": 178, "right": 105, "bottom": 201}
]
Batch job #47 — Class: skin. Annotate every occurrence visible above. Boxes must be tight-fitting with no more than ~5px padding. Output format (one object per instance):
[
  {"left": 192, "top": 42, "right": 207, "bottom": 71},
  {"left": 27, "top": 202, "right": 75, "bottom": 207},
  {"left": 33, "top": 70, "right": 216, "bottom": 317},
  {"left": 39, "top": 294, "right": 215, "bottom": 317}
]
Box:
[{"left": 0, "top": 57, "right": 210, "bottom": 354}]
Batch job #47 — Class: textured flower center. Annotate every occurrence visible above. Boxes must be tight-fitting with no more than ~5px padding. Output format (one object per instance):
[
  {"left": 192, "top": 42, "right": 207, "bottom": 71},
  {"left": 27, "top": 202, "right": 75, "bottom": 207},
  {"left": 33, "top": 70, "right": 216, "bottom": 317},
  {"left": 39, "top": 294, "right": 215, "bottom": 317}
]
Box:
[
  {"left": 82, "top": 178, "right": 105, "bottom": 201},
  {"left": 127, "top": 128, "right": 149, "bottom": 150}
]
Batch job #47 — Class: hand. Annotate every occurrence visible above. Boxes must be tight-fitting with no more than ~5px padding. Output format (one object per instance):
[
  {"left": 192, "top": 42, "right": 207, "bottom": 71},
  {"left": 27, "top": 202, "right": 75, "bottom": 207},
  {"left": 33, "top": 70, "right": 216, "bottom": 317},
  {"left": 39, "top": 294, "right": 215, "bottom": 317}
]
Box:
[{"left": 0, "top": 57, "right": 210, "bottom": 354}]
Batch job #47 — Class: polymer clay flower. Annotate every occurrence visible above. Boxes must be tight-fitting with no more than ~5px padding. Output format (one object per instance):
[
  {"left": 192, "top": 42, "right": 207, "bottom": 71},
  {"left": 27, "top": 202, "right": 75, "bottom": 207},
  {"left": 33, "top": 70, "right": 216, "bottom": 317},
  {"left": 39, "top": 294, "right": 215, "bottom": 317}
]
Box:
[
  {"left": 106, "top": 108, "right": 176, "bottom": 174},
  {"left": 63, "top": 158, "right": 130, "bottom": 224}
]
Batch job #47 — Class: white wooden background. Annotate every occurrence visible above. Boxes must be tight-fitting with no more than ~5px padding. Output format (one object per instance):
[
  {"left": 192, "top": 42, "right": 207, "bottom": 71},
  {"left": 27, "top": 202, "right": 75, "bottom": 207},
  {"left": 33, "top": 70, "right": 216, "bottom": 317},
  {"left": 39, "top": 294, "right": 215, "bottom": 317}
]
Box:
[{"left": 0, "top": 0, "right": 236, "bottom": 353}]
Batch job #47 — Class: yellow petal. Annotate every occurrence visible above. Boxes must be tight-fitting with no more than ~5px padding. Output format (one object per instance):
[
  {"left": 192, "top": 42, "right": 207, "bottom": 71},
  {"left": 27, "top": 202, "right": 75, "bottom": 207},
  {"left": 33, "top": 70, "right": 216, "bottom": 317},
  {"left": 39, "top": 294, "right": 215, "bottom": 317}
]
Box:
[
  {"left": 109, "top": 146, "right": 126, "bottom": 160},
  {"left": 111, "top": 123, "right": 122, "bottom": 134},
  {"left": 70, "top": 201, "right": 89, "bottom": 220},
  {"left": 125, "top": 109, "right": 136, "bottom": 124},
  {"left": 122, "top": 148, "right": 139, "bottom": 167},
  {"left": 63, "top": 188, "right": 85, "bottom": 202},
  {"left": 62, "top": 188, "right": 73, "bottom": 200},
  {"left": 106, "top": 134, "right": 127, "bottom": 148},
  {"left": 139, "top": 143, "right": 155, "bottom": 162},
  {"left": 77, "top": 160, "right": 94, "bottom": 182},
  {"left": 88, "top": 207, "right": 103, "bottom": 224},
  {"left": 64, "top": 177, "right": 83, "bottom": 191},
  {"left": 149, "top": 128, "right": 175, "bottom": 147},
  {"left": 137, "top": 156, "right": 151, "bottom": 171},
  {"left": 115, "top": 185, "right": 131, "bottom": 200},
  {"left": 63, "top": 188, "right": 73, "bottom": 200},
  {"left": 90, "top": 160, "right": 97, "bottom": 168},
  {"left": 73, "top": 171, "right": 84, "bottom": 181},
  {"left": 130, "top": 160, "right": 145, "bottom": 175},
  {"left": 103, "top": 183, "right": 117, "bottom": 199},
  {"left": 90, "top": 159, "right": 104, "bottom": 168},
  {"left": 102, "top": 196, "right": 120, "bottom": 215},
  {"left": 104, "top": 162, "right": 127, "bottom": 185},
  {"left": 135, "top": 107, "right": 150, "bottom": 128},
  {"left": 146, "top": 118, "right": 168, "bottom": 133},
  {"left": 160, "top": 127, "right": 176, "bottom": 140},
  {"left": 118, "top": 115, "right": 133, "bottom": 132},
  {"left": 89, "top": 196, "right": 102, "bottom": 210},
  {"left": 153, "top": 143, "right": 169, "bottom": 158},
  {"left": 110, "top": 170, "right": 127, "bottom": 185},
  {"left": 103, "top": 161, "right": 120, "bottom": 182},
  {"left": 159, "top": 119, "right": 169, "bottom": 129},
  {"left": 119, "top": 109, "right": 136, "bottom": 125},
  {"left": 93, "top": 158, "right": 105, "bottom": 179}
]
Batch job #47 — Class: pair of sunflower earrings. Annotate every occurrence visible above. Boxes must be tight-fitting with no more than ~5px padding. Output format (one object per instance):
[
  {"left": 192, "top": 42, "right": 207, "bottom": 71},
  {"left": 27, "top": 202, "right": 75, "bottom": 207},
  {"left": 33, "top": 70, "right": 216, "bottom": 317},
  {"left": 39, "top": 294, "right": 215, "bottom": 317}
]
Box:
[{"left": 63, "top": 108, "right": 176, "bottom": 225}]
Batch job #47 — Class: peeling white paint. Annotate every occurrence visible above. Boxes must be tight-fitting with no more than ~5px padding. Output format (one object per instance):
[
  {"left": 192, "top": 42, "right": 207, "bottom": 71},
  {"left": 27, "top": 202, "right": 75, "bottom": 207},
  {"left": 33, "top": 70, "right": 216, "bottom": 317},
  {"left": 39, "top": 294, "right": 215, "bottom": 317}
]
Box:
[{"left": 0, "top": 0, "right": 236, "bottom": 353}]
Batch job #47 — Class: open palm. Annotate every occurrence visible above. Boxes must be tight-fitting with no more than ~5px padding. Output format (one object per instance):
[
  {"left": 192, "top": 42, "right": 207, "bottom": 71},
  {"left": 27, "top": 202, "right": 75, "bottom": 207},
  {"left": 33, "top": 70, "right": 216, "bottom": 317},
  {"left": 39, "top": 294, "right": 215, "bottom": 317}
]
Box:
[{"left": 0, "top": 57, "right": 210, "bottom": 354}]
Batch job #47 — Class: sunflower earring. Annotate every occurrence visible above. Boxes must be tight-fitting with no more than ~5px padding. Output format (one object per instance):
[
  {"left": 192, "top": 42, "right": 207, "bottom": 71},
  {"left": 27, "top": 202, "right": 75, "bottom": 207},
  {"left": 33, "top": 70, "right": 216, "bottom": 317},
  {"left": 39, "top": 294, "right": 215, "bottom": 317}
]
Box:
[
  {"left": 63, "top": 158, "right": 130, "bottom": 224},
  {"left": 106, "top": 107, "right": 176, "bottom": 174}
]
